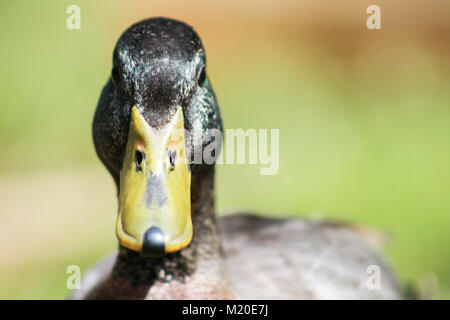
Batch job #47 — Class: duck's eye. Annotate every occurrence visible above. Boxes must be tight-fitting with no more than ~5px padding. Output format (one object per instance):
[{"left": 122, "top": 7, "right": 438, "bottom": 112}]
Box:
[
  {"left": 168, "top": 150, "right": 176, "bottom": 170},
  {"left": 135, "top": 150, "right": 145, "bottom": 171},
  {"left": 197, "top": 66, "right": 206, "bottom": 87},
  {"left": 111, "top": 66, "right": 121, "bottom": 84}
]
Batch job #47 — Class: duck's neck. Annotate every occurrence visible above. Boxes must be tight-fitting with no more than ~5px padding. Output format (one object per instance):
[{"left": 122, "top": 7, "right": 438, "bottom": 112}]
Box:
[{"left": 91, "top": 166, "right": 227, "bottom": 299}]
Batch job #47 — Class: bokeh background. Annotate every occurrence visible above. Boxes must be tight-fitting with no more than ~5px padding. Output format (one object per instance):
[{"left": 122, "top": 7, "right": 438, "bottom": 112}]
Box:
[{"left": 0, "top": 0, "right": 449, "bottom": 299}]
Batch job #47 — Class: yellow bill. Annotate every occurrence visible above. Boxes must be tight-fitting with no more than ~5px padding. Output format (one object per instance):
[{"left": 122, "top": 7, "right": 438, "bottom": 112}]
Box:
[{"left": 116, "top": 105, "right": 192, "bottom": 257}]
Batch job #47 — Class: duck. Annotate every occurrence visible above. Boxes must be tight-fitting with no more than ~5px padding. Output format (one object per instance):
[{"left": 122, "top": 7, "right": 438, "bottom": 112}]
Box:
[{"left": 71, "top": 17, "right": 405, "bottom": 299}]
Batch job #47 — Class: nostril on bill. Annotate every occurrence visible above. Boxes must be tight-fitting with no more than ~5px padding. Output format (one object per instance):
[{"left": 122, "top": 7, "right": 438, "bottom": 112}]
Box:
[{"left": 141, "top": 226, "right": 166, "bottom": 258}]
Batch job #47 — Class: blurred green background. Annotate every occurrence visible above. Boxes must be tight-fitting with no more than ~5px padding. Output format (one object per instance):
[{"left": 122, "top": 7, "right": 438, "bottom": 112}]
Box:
[{"left": 0, "top": 0, "right": 449, "bottom": 299}]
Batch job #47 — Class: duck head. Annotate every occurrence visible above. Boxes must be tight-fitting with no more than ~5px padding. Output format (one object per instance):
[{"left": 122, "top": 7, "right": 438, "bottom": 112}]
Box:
[{"left": 93, "top": 18, "right": 222, "bottom": 258}]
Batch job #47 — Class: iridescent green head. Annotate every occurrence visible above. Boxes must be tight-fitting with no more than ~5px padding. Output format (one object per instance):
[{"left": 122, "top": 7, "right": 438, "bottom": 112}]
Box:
[{"left": 93, "top": 18, "right": 222, "bottom": 257}]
